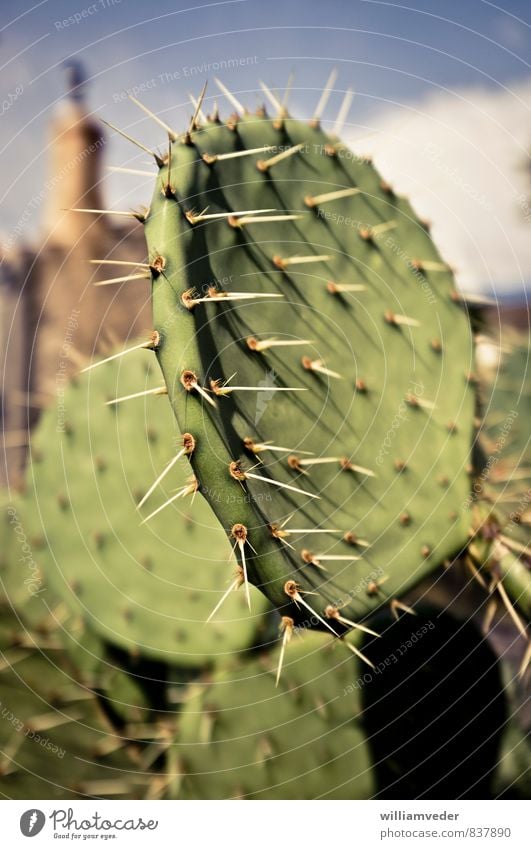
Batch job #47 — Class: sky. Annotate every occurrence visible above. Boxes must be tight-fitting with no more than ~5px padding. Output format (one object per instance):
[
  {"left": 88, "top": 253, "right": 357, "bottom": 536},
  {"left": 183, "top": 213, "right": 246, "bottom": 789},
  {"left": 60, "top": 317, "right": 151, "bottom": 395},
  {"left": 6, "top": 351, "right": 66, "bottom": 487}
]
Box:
[{"left": 0, "top": 0, "right": 530, "bottom": 294}]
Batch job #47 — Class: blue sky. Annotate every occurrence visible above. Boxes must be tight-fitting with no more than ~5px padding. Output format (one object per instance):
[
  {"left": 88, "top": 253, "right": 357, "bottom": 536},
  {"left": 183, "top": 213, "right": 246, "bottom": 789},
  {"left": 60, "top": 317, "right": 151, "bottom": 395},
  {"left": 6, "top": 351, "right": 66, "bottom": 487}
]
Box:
[{"left": 1, "top": 0, "right": 530, "bottom": 292}]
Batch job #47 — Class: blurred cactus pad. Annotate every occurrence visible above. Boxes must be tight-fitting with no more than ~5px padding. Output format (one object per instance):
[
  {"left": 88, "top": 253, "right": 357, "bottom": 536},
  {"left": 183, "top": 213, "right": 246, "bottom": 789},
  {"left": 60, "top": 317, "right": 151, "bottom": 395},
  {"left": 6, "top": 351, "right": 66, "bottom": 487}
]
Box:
[{"left": 9, "top": 348, "right": 272, "bottom": 667}]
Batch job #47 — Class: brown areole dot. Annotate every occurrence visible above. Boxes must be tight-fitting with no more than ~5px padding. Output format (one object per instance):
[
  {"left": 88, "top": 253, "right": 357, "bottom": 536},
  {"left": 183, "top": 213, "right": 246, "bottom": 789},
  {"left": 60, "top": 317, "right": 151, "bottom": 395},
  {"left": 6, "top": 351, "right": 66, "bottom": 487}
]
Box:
[{"left": 229, "top": 461, "right": 247, "bottom": 482}]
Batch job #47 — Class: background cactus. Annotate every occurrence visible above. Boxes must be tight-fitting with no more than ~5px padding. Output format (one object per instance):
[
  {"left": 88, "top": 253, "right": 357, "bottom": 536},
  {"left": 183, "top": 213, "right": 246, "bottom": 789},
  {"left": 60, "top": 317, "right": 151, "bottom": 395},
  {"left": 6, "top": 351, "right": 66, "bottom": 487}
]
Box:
[
  {"left": 0, "top": 604, "right": 150, "bottom": 799},
  {"left": 175, "top": 630, "right": 374, "bottom": 799},
  {"left": 8, "top": 347, "right": 271, "bottom": 669}
]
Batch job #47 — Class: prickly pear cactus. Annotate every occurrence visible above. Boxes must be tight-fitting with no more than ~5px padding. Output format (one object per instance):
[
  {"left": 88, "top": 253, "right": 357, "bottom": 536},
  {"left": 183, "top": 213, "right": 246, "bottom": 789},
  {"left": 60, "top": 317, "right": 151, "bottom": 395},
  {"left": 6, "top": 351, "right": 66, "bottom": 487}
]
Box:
[
  {"left": 470, "top": 335, "right": 531, "bottom": 621},
  {"left": 15, "top": 347, "right": 271, "bottom": 667},
  {"left": 171, "top": 631, "right": 374, "bottom": 799},
  {"left": 0, "top": 608, "right": 149, "bottom": 799},
  {"left": 116, "top": 91, "right": 477, "bottom": 634},
  {"left": 480, "top": 336, "right": 531, "bottom": 541}
]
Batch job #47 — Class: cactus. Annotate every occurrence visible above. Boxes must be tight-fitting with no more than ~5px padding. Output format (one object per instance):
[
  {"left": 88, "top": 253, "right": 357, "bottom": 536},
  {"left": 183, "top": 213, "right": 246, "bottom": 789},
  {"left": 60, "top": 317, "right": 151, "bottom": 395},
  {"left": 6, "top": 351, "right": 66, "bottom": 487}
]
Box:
[
  {"left": 470, "top": 335, "right": 531, "bottom": 624},
  {"left": 88, "top": 81, "right": 529, "bottom": 654},
  {"left": 480, "top": 335, "right": 531, "bottom": 543},
  {"left": 173, "top": 630, "right": 374, "bottom": 799},
  {"left": 0, "top": 605, "right": 151, "bottom": 799},
  {"left": 8, "top": 346, "right": 271, "bottom": 670}
]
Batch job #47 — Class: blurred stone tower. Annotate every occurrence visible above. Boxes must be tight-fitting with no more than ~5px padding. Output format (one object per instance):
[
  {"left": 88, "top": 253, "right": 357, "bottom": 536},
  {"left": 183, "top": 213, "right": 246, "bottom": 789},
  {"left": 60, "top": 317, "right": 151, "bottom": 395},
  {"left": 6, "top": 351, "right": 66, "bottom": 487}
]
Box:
[
  {"left": 0, "top": 247, "right": 35, "bottom": 487},
  {"left": 1, "top": 61, "right": 150, "bottom": 487}
]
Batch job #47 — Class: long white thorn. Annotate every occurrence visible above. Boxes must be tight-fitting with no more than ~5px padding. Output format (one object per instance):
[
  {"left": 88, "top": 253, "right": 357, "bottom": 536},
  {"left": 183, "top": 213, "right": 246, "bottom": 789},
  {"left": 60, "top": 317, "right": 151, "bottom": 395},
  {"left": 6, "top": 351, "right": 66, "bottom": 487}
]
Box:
[
  {"left": 413, "top": 259, "right": 451, "bottom": 273},
  {"left": 495, "top": 577, "right": 527, "bottom": 638},
  {"left": 245, "top": 471, "right": 319, "bottom": 499},
  {"left": 362, "top": 220, "right": 397, "bottom": 238},
  {"left": 342, "top": 638, "right": 375, "bottom": 669},
  {"left": 312, "top": 69, "right": 338, "bottom": 124},
  {"left": 257, "top": 143, "right": 304, "bottom": 171},
  {"left": 297, "top": 456, "right": 341, "bottom": 467},
  {"left": 140, "top": 479, "right": 198, "bottom": 524},
  {"left": 482, "top": 598, "right": 498, "bottom": 635},
  {"left": 244, "top": 438, "right": 313, "bottom": 456},
  {"left": 341, "top": 458, "right": 377, "bottom": 477},
  {"left": 287, "top": 584, "right": 338, "bottom": 635},
  {"left": 211, "top": 378, "right": 306, "bottom": 397},
  {"left": 196, "top": 383, "right": 218, "bottom": 408},
  {"left": 497, "top": 533, "right": 530, "bottom": 557},
  {"left": 220, "top": 385, "right": 306, "bottom": 394},
  {"left": 189, "top": 92, "right": 207, "bottom": 126},
  {"left": 137, "top": 453, "right": 182, "bottom": 509},
  {"left": 247, "top": 337, "right": 313, "bottom": 352},
  {"left": 186, "top": 208, "right": 276, "bottom": 224},
  {"left": 302, "top": 357, "right": 342, "bottom": 379},
  {"left": 230, "top": 525, "right": 254, "bottom": 611},
  {"left": 81, "top": 335, "right": 158, "bottom": 372},
  {"left": 305, "top": 186, "right": 361, "bottom": 208},
  {"left": 188, "top": 81, "right": 208, "bottom": 132},
  {"left": 275, "top": 617, "right": 294, "bottom": 687},
  {"left": 69, "top": 208, "right": 144, "bottom": 220},
  {"left": 137, "top": 433, "right": 195, "bottom": 508},
  {"left": 333, "top": 87, "right": 354, "bottom": 136},
  {"left": 127, "top": 94, "right": 178, "bottom": 140},
  {"left": 89, "top": 259, "right": 151, "bottom": 269},
  {"left": 235, "top": 539, "right": 252, "bottom": 611},
  {"left": 214, "top": 77, "right": 244, "bottom": 113},
  {"left": 327, "top": 281, "right": 366, "bottom": 294},
  {"left": 312, "top": 554, "right": 362, "bottom": 562},
  {"left": 181, "top": 371, "right": 218, "bottom": 409},
  {"left": 259, "top": 80, "right": 283, "bottom": 114},
  {"left": 390, "top": 599, "right": 417, "bottom": 620},
  {"left": 182, "top": 288, "right": 284, "bottom": 309},
  {"left": 232, "top": 214, "right": 303, "bottom": 227},
  {"left": 452, "top": 290, "right": 497, "bottom": 307},
  {"left": 203, "top": 145, "right": 275, "bottom": 164},
  {"left": 274, "top": 254, "right": 332, "bottom": 269},
  {"left": 405, "top": 393, "right": 436, "bottom": 411},
  {"left": 94, "top": 273, "right": 150, "bottom": 287},
  {"left": 385, "top": 311, "right": 421, "bottom": 328},
  {"left": 339, "top": 616, "right": 379, "bottom": 637},
  {"left": 325, "top": 606, "right": 379, "bottom": 637},
  {"left": 206, "top": 569, "right": 244, "bottom": 622},
  {"left": 344, "top": 533, "right": 370, "bottom": 548},
  {"left": 464, "top": 555, "right": 489, "bottom": 591},
  {"left": 101, "top": 118, "right": 160, "bottom": 160},
  {"left": 107, "top": 166, "right": 154, "bottom": 176},
  {"left": 106, "top": 386, "right": 167, "bottom": 406}
]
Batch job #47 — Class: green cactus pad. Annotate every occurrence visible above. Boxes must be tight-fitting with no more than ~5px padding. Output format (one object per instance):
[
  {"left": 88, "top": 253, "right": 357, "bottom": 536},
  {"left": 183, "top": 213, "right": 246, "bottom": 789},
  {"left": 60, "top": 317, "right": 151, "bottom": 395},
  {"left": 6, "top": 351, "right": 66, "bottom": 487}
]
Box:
[
  {"left": 481, "top": 336, "right": 531, "bottom": 544},
  {"left": 472, "top": 335, "right": 531, "bottom": 618},
  {"left": 137, "top": 103, "right": 475, "bottom": 633},
  {"left": 17, "top": 349, "right": 271, "bottom": 667},
  {"left": 173, "top": 631, "right": 374, "bottom": 799},
  {"left": 0, "top": 609, "right": 150, "bottom": 799}
]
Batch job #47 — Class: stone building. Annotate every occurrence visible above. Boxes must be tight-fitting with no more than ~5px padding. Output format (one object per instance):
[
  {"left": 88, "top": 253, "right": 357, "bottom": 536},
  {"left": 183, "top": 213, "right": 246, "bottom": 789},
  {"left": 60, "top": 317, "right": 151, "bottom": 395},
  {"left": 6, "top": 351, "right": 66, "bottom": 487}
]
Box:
[{"left": 1, "top": 63, "right": 151, "bottom": 487}]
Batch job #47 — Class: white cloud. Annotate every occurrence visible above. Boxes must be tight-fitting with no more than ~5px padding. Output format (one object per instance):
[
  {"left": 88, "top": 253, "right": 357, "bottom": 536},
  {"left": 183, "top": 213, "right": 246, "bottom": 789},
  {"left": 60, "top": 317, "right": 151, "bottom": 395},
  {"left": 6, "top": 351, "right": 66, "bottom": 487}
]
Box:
[{"left": 348, "top": 78, "right": 531, "bottom": 295}]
